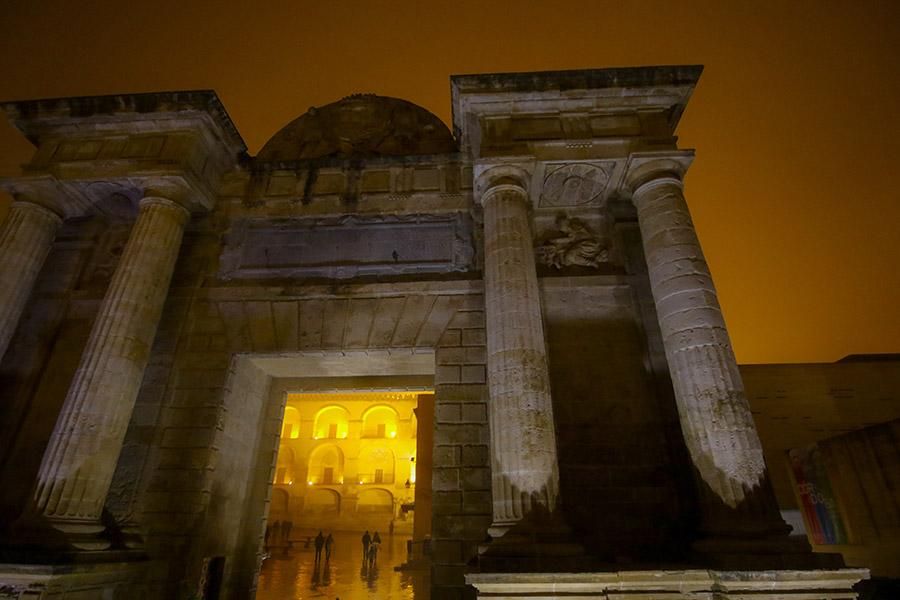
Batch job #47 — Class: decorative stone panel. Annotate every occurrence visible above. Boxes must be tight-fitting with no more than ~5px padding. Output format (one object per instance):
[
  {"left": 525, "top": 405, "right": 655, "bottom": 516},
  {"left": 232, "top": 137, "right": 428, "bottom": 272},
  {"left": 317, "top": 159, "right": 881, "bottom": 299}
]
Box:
[{"left": 219, "top": 214, "right": 476, "bottom": 280}]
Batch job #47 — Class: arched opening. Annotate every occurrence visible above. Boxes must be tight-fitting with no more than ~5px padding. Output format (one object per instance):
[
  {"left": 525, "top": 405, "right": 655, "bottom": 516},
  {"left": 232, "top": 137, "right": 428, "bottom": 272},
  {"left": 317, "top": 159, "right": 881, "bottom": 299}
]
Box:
[
  {"left": 313, "top": 405, "right": 350, "bottom": 440},
  {"left": 307, "top": 444, "right": 344, "bottom": 486},
  {"left": 357, "top": 488, "right": 393, "bottom": 513},
  {"left": 305, "top": 488, "right": 341, "bottom": 514},
  {"left": 362, "top": 405, "right": 399, "bottom": 439},
  {"left": 282, "top": 406, "right": 301, "bottom": 439},
  {"left": 358, "top": 445, "right": 395, "bottom": 485},
  {"left": 274, "top": 446, "right": 294, "bottom": 485}
]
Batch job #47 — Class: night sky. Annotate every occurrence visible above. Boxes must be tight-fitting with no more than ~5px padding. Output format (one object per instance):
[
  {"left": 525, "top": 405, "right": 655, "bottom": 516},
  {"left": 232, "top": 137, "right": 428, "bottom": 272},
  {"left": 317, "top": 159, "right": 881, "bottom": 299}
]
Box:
[{"left": 1, "top": 0, "right": 897, "bottom": 364}]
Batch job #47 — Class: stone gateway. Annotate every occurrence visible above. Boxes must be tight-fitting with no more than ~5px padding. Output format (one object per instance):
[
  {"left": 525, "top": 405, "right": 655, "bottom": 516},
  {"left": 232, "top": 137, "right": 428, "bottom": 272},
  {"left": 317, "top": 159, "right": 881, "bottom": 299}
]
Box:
[{"left": 0, "top": 67, "right": 866, "bottom": 599}]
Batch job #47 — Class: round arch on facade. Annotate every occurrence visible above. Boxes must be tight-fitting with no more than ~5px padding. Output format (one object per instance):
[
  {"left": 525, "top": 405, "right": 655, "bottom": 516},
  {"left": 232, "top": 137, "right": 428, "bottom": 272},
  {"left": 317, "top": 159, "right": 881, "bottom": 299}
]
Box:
[
  {"left": 312, "top": 404, "right": 351, "bottom": 440},
  {"left": 361, "top": 404, "right": 399, "bottom": 438},
  {"left": 307, "top": 443, "right": 344, "bottom": 485},
  {"left": 305, "top": 488, "right": 341, "bottom": 513},
  {"left": 356, "top": 487, "right": 393, "bottom": 513},
  {"left": 358, "top": 445, "right": 395, "bottom": 485},
  {"left": 282, "top": 405, "right": 301, "bottom": 439}
]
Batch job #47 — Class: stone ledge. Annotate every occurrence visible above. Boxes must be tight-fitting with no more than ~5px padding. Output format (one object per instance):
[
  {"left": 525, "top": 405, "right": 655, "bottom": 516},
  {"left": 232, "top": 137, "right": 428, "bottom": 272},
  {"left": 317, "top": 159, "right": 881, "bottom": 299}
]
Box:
[
  {"left": 466, "top": 568, "right": 869, "bottom": 599},
  {"left": 0, "top": 559, "right": 158, "bottom": 599}
]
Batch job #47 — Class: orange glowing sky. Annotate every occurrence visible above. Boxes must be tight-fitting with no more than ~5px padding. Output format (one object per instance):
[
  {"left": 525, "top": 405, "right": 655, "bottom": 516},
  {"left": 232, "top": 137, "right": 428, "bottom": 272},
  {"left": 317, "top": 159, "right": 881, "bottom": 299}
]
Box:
[{"left": 1, "top": 1, "right": 897, "bottom": 364}]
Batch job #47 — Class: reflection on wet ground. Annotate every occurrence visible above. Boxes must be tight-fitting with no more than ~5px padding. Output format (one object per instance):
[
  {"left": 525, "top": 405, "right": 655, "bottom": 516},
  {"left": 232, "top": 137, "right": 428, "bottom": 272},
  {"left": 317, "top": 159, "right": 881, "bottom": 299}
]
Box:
[{"left": 256, "top": 531, "right": 429, "bottom": 599}]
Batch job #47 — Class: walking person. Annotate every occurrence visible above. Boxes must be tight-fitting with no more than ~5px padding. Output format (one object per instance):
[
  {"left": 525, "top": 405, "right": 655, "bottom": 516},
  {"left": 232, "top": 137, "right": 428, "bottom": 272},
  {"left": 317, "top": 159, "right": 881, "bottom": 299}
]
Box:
[
  {"left": 361, "top": 530, "right": 371, "bottom": 562},
  {"left": 280, "top": 520, "right": 290, "bottom": 545},
  {"left": 325, "top": 532, "right": 334, "bottom": 562},
  {"left": 314, "top": 530, "right": 325, "bottom": 563},
  {"left": 284, "top": 520, "right": 294, "bottom": 544},
  {"left": 371, "top": 531, "right": 382, "bottom": 567},
  {"left": 368, "top": 536, "right": 379, "bottom": 568}
]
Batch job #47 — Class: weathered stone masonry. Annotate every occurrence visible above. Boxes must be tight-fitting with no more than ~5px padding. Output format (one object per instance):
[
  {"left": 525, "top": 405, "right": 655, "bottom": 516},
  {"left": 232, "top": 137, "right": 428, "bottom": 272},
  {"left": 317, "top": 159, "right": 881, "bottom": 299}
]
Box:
[{"left": 0, "top": 68, "right": 866, "bottom": 600}]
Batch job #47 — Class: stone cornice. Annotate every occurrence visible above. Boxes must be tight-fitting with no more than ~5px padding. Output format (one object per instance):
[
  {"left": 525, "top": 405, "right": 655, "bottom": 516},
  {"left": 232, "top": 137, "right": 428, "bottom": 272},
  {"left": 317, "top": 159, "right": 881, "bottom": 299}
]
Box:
[
  {"left": 450, "top": 66, "right": 702, "bottom": 159},
  {"left": 2, "top": 90, "right": 246, "bottom": 154}
]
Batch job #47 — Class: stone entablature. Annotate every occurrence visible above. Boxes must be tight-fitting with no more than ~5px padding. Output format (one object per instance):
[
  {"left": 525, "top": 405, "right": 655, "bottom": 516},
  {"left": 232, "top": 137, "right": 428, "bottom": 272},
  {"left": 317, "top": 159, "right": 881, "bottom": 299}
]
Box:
[{"left": 1, "top": 90, "right": 245, "bottom": 216}]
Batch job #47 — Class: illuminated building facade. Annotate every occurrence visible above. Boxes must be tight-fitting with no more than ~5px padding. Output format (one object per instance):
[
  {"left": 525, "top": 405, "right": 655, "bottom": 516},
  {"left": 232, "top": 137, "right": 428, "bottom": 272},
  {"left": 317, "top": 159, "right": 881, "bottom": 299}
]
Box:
[
  {"left": 0, "top": 66, "right": 879, "bottom": 598},
  {"left": 269, "top": 392, "right": 423, "bottom": 533}
]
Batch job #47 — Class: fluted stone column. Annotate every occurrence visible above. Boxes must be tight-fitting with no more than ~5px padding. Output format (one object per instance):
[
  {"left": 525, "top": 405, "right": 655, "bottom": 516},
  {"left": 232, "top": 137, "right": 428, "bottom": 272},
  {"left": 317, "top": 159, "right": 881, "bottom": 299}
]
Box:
[
  {"left": 32, "top": 195, "right": 189, "bottom": 549},
  {"left": 632, "top": 171, "right": 786, "bottom": 536},
  {"left": 0, "top": 201, "right": 62, "bottom": 361},
  {"left": 480, "top": 174, "right": 560, "bottom": 535}
]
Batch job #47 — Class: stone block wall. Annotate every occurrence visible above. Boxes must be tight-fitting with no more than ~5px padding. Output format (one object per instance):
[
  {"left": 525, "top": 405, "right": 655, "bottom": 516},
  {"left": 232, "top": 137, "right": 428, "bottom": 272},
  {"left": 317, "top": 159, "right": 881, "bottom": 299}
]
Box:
[
  {"left": 430, "top": 300, "right": 491, "bottom": 600},
  {"left": 542, "top": 277, "right": 687, "bottom": 562}
]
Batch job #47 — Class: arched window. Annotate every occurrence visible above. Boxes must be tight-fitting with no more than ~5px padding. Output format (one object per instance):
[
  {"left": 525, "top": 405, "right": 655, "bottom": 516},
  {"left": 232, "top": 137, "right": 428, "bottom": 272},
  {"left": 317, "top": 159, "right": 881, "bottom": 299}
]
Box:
[
  {"left": 358, "top": 446, "right": 395, "bottom": 485},
  {"left": 313, "top": 405, "right": 350, "bottom": 440},
  {"left": 270, "top": 488, "right": 290, "bottom": 520},
  {"left": 274, "top": 446, "right": 295, "bottom": 485},
  {"left": 282, "top": 406, "right": 301, "bottom": 439},
  {"left": 305, "top": 489, "right": 340, "bottom": 514},
  {"left": 357, "top": 488, "right": 393, "bottom": 513},
  {"left": 362, "top": 405, "right": 399, "bottom": 439},
  {"left": 307, "top": 444, "right": 344, "bottom": 485}
]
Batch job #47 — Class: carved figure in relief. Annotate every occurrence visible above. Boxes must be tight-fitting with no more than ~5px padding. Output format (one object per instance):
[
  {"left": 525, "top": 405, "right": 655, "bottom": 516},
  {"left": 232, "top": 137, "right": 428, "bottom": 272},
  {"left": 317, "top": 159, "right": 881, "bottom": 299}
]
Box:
[{"left": 536, "top": 215, "right": 608, "bottom": 269}]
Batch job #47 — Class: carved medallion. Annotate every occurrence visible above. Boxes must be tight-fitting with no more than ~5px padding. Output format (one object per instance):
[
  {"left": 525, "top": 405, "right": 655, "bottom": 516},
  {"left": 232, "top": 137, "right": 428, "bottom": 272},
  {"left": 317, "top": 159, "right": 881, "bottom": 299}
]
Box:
[{"left": 540, "top": 163, "right": 609, "bottom": 207}]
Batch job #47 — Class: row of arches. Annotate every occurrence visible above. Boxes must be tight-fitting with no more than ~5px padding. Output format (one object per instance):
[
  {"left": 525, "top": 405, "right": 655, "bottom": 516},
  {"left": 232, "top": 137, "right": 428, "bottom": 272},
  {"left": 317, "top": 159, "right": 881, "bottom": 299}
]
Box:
[
  {"left": 282, "top": 404, "right": 416, "bottom": 440},
  {"left": 275, "top": 444, "right": 398, "bottom": 485},
  {"left": 270, "top": 487, "right": 394, "bottom": 514}
]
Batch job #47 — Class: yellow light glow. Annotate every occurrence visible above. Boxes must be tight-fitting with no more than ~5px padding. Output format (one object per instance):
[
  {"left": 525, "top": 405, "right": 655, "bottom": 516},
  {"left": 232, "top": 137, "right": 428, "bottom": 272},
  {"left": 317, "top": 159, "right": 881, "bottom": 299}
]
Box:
[
  {"left": 307, "top": 481, "right": 313, "bottom": 486},
  {"left": 389, "top": 431, "right": 397, "bottom": 438}
]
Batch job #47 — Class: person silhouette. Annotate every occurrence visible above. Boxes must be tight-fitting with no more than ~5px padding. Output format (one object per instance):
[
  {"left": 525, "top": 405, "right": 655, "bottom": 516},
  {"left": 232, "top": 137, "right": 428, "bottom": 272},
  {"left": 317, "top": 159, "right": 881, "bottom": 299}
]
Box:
[
  {"left": 325, "top": 532, "right": 334, "bottom": 562},
  {"left": 361, "top": 530, "right": 371, "bottom": 561},
  {"left": 314, "top": 530, "right": 325, "bottom": 563}
]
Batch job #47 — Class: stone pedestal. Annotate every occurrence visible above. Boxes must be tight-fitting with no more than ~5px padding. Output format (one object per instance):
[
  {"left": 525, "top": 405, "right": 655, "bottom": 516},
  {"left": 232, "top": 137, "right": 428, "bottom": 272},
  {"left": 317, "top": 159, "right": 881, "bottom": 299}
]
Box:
[
  {"left": 0, "top": 201, "right": 62, "bottom": 361},
  {"left": 630, "top": 168, "right": 809, "bottom": 562},
  {"left": 0, "top": 559, "right": 156, "bottom": 599},
  {"left": 27, "top": 196, "right": 189, "bottom": 551},
  {"left": 467, "top": 568, "right": 869, "bottom": 599}
]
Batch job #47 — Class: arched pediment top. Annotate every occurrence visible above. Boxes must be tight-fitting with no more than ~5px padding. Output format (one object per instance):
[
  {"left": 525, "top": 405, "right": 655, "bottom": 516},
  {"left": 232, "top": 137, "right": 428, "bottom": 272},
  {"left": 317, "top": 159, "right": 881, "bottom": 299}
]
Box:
[{"left": 257, "top": 95, "right": 457, "bottom": 162}]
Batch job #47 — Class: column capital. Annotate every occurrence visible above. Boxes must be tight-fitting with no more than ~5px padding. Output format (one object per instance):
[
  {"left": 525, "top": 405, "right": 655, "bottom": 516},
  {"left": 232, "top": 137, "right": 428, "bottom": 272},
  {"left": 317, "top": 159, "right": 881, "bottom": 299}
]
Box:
[
  {"left": 139, "top": 194, "right": 191, "bottom": 225},
  {"left": 0, "top": 175, "right": 77, "bottom": 221},
  {"left": 8, "top": 198, "right": 63, "bottom": 227},
  {"left": 473, "top": 160, "right": 533, "bottom": 205},
  {"left": 620, "top": 150, "right": 694, "bottom": 196}
]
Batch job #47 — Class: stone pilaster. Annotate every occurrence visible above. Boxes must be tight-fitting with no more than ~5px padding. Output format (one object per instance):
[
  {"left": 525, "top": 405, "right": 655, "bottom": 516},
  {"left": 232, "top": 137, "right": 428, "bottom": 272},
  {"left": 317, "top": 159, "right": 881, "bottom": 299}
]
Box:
[
  {"left": 629, "top": 165, "right": 790, "bottom": 543},
  {"left": 31, "top": 195, "right": 189, "bottom": 550},
  {"left": 478, "top": 167, "right": 560, "bottom": 536},
  {"left": 0, "top": 200, "right": 62, "bottom": 360}
]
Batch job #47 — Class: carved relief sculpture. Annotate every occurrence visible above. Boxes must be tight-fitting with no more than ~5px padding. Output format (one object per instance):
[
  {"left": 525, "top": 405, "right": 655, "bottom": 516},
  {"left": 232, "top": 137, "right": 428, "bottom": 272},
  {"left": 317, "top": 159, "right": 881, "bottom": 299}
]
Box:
[{"left": 536, "top": 215, "right": 608, "bottom": 269}]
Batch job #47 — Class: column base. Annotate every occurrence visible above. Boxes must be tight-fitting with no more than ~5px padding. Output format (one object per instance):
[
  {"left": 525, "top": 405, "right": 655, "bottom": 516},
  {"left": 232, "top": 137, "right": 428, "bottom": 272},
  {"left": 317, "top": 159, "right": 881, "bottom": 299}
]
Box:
[
  {"left": 0, "top": 513, "right": 142, "bottom": 562},
  {"left": 467, "top": 568, "right": 869, "bottom": 599},
  {"left": 691, "top": 534, "right": 846, "bottom": 570},
  {"left": 476, "top": 508, "right": 590, "bottom": 573}
]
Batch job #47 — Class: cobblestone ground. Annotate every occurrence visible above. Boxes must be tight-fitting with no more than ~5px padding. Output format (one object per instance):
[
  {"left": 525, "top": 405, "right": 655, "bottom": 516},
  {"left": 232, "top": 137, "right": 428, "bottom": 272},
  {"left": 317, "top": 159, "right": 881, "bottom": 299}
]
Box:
[{"left": 256, "top": 531, "right": 429, "bottom": 600}]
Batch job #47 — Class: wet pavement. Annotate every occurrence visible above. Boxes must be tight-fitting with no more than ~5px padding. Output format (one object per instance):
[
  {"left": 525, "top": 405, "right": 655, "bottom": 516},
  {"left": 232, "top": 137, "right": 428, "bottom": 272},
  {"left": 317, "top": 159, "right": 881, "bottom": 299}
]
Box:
[{"left": 256, "top": 531, "right": 429, "bottom": 600}]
